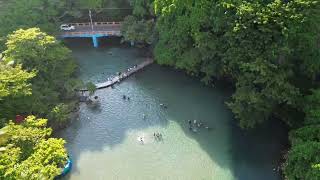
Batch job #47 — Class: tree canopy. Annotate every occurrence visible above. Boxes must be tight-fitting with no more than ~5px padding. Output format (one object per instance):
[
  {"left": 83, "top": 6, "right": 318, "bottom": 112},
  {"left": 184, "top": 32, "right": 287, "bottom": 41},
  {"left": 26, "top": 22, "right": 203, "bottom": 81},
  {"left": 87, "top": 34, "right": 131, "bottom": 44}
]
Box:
[
  {"left": 0, "top": 116, "right": 67, "bottom": 180},
  {"left": 284, "top": 125, "right": 320, "bottom": 179},
  {"left": 0, "top": 28, "right": 79, "bottom": 127},
  {"left": 0, "top": 63, "right": 35, "bottom": 99}
]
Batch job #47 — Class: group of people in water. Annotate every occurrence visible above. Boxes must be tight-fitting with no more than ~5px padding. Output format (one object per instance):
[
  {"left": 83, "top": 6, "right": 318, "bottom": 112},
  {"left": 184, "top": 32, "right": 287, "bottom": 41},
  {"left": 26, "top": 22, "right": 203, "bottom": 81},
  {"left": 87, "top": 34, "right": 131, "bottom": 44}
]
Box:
[
  {"left": 159, "top": 103, "right": 168, "bottom": 109},
  {"left": 188, "top": 119, "right": 212, "bottom": 132},
  {"left": 138, "top": 132, "right": 163, "bottom": 145},
  {"left": 122, "top": 95, "right": 130, "bottom": 101},
  {"left": 153, "top": 132, "right": 163, "bottom": 141}
]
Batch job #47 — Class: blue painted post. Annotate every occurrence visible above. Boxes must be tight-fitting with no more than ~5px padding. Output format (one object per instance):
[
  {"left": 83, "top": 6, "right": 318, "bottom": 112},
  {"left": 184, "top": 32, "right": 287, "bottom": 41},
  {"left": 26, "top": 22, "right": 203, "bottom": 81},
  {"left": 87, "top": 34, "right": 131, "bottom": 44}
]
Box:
[{"left": 92, "top": 36, "right": 99, "bottom": 48}]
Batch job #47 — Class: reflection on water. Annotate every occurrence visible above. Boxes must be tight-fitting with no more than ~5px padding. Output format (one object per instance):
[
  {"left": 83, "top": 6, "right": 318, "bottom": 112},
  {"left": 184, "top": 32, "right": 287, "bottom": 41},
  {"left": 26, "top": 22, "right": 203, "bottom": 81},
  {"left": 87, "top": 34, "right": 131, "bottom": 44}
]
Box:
[{"left": 58, "top": 38, "right": 287, "bottom": 180}]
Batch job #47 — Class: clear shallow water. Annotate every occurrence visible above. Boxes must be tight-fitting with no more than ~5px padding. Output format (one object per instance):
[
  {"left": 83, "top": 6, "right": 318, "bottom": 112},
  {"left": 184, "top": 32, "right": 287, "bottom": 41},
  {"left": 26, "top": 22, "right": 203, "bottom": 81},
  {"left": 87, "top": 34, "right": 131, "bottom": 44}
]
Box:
[{"left": 58, "top": 38, "right": 287, "bottom": 180}]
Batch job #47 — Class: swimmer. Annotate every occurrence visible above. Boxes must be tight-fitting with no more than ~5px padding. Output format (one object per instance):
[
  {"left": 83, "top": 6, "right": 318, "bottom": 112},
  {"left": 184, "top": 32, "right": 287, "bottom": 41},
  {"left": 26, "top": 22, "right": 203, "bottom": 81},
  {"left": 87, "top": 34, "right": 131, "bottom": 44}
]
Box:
[
  {"left": 143, "top": 114, "right": 146, "bottom": 119},
  {"left": 188, "top": 120, "right": 192, "bottom": 125},
  {"left": 127, "top": 97, "right": 130, "bottom": 101},
  {"left": 123, "top": 95, "right": 126, "bottom": 99},
  {"left": 205, "top": 126, "right": 212, "bottom": 131},
  {"left": 193, "top": 120, "right": 197, "bottom": 124}
]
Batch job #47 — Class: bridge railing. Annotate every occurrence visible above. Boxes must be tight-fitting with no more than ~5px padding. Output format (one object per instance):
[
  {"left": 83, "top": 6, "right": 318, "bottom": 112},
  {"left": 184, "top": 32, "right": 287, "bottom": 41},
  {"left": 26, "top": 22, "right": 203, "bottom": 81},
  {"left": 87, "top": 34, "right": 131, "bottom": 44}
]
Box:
[
  {"left": 62, "top": 30, "right": 121, "bottom": 36},
  {"left": 68, "top": 22, "right": 122, "bottom": 27}
]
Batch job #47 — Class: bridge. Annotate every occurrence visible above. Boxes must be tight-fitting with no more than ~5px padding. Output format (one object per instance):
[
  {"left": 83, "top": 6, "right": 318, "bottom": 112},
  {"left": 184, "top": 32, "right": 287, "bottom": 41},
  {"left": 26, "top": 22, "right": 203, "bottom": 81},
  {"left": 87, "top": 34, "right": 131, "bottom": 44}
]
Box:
[
  {"left": 60, "top": 22, "right": 122, "bottom": 48},
  {"left": 80, "top": 58, "right": 154, "bottom": 91}
]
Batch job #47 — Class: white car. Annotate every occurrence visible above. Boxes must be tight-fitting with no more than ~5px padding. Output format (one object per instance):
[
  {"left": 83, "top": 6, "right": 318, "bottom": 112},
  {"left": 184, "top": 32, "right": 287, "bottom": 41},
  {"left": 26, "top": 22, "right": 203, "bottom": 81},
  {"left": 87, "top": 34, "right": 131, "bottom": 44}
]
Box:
[{"left": 60, "top": 24, "right": 75, "bottom": 31}]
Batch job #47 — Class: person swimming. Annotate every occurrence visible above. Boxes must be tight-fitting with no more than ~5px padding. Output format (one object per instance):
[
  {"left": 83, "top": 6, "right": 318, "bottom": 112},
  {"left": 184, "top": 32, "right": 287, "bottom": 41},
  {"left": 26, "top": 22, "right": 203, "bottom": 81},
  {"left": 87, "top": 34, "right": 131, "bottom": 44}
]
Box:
[
  {"left": 123, "top": 95, "right": 126, "bottom": 99},
  {"left": 160, "top": 104, "right": 168, "bottom": 109},
  {"left": 197, "top": 122, "right": 202, "bottom": 127},
  {"left": 140, "top": 137, "right": 144, "bottom": 144}
]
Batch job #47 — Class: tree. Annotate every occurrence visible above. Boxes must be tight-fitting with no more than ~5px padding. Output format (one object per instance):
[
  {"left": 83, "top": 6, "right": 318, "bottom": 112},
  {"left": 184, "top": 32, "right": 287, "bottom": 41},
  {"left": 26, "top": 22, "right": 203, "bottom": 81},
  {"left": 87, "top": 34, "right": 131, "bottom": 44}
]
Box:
[
  {"left": 86, "top": 82, "right": 97, "bottom": 96},
  {"left": 131, "top": 0, "right": 154, "bottom": 18},
  {"left": 284, "top": 125, "right": 320, "bottom": 180},
  {"left": 0, "top": 116, "right": 67, "bottom": 180},
  {"left": 0, "top": 63, "right": 36, "bottom": 99},
  {"left": 48, "top": 103, "right": 71, "bottom": 129},
  {"left": 121, "top": 16, "right": 155, "bottom": 45},
  {"left": 303, "top": 89, "right": 320, "bottom": 125},
  {"left": 121, "top": 0, "right": 156, "bottom": 45},
  {"left": 0, "top": 62, "right": 36, "bottom": 126},
  {"left": 0, "top": 0, "right": 70, "bottom": 50},
  {"left": 78, "top": 0, "right": 104, "bottom": 9},
  {"left": 1, "top": 28, "right": 78, "bottom": 122}
]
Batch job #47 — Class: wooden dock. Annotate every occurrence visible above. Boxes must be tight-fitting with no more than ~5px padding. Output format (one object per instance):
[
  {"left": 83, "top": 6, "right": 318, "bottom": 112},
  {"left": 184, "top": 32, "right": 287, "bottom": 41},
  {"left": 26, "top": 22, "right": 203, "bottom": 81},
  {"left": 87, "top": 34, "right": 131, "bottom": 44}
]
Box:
[{"left": 81, "top": 58, "right": 154, "bottom": 91}]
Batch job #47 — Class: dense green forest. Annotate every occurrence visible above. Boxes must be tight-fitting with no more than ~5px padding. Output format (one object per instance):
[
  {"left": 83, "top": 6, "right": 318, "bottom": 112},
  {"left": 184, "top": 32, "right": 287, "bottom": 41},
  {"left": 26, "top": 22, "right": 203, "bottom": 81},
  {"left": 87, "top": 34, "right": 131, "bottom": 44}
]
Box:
[{"left": 0, "top": 0, "right": 319, "bottom": 179}]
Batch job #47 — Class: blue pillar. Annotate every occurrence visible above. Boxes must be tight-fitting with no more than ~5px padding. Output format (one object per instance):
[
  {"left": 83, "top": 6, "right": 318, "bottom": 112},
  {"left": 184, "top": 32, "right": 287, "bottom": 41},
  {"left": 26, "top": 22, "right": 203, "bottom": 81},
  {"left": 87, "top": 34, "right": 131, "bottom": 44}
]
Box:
[{"left": 92, "top": 36, "right": 99, "bottom": 48}]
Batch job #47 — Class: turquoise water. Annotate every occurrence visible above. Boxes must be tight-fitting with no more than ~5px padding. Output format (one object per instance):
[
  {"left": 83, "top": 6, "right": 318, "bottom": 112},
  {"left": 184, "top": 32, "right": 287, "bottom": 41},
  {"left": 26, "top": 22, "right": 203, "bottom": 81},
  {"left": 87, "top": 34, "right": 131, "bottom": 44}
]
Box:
[{"left": 58, "top": 38, "right": 287, "bottom": 180}]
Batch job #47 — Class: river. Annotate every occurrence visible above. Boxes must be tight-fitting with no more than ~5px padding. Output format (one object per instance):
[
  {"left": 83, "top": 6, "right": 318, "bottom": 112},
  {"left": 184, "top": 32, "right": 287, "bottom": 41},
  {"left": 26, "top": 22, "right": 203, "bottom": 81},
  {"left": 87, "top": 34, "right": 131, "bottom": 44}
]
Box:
[{"left": 58, "top": 37, "right": 288, "bottom": 180}]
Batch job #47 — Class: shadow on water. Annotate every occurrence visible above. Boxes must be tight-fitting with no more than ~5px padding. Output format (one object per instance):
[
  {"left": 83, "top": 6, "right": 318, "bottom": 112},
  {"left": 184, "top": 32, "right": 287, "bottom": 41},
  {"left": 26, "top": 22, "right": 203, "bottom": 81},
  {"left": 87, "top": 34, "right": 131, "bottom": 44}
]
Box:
[
  {"left": 57, "top": 39, "right": 288, "bottom": 179},
  {"left": 229, "top": 119, "right": 288, "bottom": 180}
]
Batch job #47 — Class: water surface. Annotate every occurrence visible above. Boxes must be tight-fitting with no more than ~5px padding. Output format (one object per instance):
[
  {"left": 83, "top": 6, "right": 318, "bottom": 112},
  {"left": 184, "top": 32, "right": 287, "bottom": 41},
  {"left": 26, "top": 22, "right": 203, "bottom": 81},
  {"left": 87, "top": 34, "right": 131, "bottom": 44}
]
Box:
[{"left": 58, "top": 38, "right": 287, "bottom": 180}]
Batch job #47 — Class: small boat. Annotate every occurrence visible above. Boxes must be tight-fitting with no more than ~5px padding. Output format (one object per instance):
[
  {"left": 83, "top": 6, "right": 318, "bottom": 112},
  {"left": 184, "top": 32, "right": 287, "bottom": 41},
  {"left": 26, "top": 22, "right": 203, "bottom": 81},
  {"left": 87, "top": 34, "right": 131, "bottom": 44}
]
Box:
[{"left": 59, "top": 157, "right": 72, "bottom": 177}]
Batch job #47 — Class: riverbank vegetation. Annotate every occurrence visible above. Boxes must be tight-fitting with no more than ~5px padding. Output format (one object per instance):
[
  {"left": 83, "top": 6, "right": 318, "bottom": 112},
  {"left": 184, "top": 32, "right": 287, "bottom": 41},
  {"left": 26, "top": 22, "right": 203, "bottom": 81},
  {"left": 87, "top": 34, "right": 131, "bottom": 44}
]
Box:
[
  {"left": 0, "top": 116, "right": 67, "bottom": 179},
  {"left": 122, "top": 0, "right": 320, "bottom": 179},
  {"left": 0, "top": 28, "right": 78, "bottom": 179},
  {"left": 0, "top": 28, "right": 80, "bottom": 129}
]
